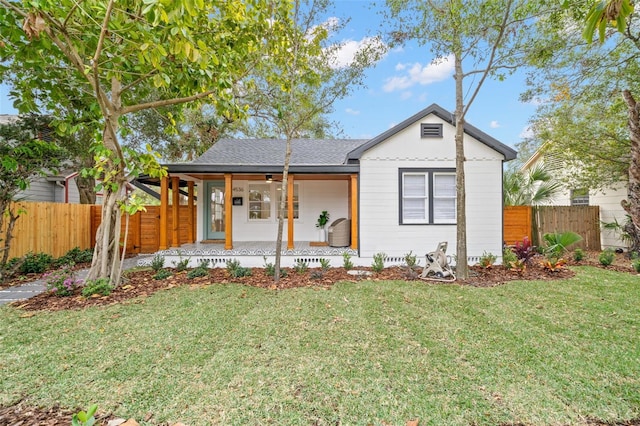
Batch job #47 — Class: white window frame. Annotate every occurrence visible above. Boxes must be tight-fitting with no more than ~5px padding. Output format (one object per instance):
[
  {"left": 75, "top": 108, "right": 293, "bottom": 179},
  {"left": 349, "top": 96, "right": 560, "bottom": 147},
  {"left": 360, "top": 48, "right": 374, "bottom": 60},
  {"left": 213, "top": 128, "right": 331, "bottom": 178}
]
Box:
[
  {"left": 432, "top": 172, "right": 456, "bottom": 224},
  {"left": 277, "top": 183, "right": 300, "bottom": 220},
  {"left": 248, "top": 183, "right": 272, "bottom": 221},
  {"left": 399, "top": 168, "right": 456, "bottom": 225},
  {"left": 401, "top": 173, "right": 429, "bottom": 224}
]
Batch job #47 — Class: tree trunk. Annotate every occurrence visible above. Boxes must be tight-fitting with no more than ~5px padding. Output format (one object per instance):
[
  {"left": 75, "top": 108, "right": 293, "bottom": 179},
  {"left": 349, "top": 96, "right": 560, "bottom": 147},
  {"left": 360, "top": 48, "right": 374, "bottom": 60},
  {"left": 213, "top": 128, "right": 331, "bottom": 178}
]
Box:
[
  {"left": 621, "top": 89, "right": 640, "bottom": 253},
  {"left": 86, "top": 184, "right": 124, "bottom": 286},
  {"left": 86, "top": 78, "right": 128, "bottom": 287},
  {"left": 76, "top": 174, "right": 97, "bottom": 204},
  {"left": 0, "top": 202, "right": 19, "bottom": 281},
  {"left": 274, "top": 137, "right": 293, "bottom": 282},
  {"left": 454, "top": 53, "right": 469, "bottom": 280}
]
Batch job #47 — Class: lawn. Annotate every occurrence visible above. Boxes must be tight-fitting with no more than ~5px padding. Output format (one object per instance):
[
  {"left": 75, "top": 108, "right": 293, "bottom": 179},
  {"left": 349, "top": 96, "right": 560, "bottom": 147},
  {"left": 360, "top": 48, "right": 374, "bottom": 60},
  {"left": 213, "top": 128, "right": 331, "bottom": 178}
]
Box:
[{"left": 0, "top": 266, "right": 638, "bottom": 425}]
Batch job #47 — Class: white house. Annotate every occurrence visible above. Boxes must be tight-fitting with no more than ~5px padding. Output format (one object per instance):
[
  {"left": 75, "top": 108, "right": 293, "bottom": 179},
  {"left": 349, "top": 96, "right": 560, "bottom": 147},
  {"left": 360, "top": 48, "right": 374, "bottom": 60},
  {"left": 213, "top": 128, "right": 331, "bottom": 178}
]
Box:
[
  {"left": 151, "top": 104, "right": 516, "bottom": 267},
  {"left": 521, "top": 148, "right": 628, "bottom": 249}
]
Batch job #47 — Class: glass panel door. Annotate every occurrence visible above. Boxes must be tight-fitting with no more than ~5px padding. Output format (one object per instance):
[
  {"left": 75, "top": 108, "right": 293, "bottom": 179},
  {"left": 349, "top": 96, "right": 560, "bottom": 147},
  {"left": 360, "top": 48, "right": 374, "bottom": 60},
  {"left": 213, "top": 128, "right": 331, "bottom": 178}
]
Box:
[{"left": 205, "top": 181, "right": 225, "bottom": 240}]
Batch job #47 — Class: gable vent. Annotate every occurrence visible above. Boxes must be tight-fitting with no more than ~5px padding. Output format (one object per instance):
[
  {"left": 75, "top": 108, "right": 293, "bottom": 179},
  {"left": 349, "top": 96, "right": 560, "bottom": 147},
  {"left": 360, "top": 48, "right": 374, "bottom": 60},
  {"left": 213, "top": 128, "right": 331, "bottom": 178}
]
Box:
[{"left": 420, "top": 123, "right": 443, "bottom": 138}]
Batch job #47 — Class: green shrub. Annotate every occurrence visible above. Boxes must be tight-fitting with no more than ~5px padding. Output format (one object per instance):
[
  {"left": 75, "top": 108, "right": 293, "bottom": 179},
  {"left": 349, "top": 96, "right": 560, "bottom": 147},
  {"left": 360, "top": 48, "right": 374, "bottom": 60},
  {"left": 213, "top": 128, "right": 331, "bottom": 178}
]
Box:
[
  {"left": 173, "top": 257, "right": 190, "bottom": 272},
  {"left": 543, "top": 231, "right": 583, "bottom": 258},
  {"left": 57, "top": 247, "right": 93, "bottom": 266},
  {"left": 150, "top": 254, "right": 165, "bottom": 272},
  {"left": 187, "top": 267, "right": 209, "bottom": 279},
  {"left": 631, "top": 252, "right": 640, "bottom": 272},
  {"left": 43, "top": 267, "right": 83, "bottom": 296},
  {"left": 82, "top": 278, "right": 113, "bottom": 297},
  {"left": 20, "top": 252, "right": 54, "bottom": 274},
  {"left": 372, "top": 252, "right": 386, "bottom": 273},
  {"left": 294, "top": 259, "right": 309, "bottom": 273},
  {"left": 263, "top": 257, "right": 275, "bottom": 276},
  {"left": 226, "top": 259, "right": 241, "bottom": 274},
  {"left": 478, "top": 251, "right": 497, "bottom": 268},
  {"left": 232, "top": 266, "right": 252, "bottom": 278},
  {"left": 403, "top": 251, "right": 418, "bottom": 268},
  {"left": 342, "top": 253, "right": 354, "bottom": 270},
  {"left": 154, "top": 269, "right": 172, "bottom": 280},
  {"left": 573, "top": 248, "right": 586, "bottom": 262},
  {"left": 227, "top": 259, "right": 252, "bottom": 278},
  {"left": 502, "top": 247, "right": 518, "bottom": 265},
  {"left": 319, "top": 258, "right": 331, "bottom": 270},
  {"left": 599, "top": 249, "right": 615, "bottom": 266}
]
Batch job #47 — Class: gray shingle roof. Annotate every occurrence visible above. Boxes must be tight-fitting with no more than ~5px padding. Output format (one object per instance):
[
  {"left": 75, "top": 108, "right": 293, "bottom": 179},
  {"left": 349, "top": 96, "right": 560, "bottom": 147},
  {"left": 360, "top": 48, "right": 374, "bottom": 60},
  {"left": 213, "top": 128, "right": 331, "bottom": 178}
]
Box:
[{"left": 193, "top": 138, "right": 368, "bottom": 166}]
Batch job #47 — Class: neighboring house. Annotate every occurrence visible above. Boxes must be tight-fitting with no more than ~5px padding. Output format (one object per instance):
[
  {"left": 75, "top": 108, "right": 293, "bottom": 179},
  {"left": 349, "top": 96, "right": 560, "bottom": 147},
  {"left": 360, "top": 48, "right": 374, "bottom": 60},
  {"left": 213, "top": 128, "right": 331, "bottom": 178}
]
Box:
[
  {"left": 521, "top": 148, "right": 627, "bottom": 249},
  {"left": 15, "top": 169, "right": 91, "bottom": 204},
  {"left": 151, "top": 103, "right": 516, "bottom": 266},
  {"left": 1, "top": 114, "right": 99, "bottom": 204}
]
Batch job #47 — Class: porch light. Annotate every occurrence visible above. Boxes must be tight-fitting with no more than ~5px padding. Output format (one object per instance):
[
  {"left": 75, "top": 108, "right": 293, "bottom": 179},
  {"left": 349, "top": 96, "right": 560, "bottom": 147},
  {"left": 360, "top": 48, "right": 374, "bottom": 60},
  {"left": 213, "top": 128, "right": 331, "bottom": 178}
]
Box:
[{"left": 265, "top": 174, "right": 273, "bottom": 183}]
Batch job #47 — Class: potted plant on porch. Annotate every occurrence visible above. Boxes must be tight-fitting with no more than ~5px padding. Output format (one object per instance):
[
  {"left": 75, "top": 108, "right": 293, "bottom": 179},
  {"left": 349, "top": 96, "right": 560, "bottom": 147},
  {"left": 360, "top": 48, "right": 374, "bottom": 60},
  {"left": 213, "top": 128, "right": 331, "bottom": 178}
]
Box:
[{"left": 316, "top": 210, "right": 330, "bottom": 242}]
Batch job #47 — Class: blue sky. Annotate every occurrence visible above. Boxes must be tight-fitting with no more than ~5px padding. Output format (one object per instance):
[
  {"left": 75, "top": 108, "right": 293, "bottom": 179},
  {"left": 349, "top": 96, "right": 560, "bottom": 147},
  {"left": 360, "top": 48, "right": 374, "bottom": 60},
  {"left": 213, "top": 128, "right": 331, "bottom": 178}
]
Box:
[{"left": 0, "top": 0, "right": 536, "bottom": 151}]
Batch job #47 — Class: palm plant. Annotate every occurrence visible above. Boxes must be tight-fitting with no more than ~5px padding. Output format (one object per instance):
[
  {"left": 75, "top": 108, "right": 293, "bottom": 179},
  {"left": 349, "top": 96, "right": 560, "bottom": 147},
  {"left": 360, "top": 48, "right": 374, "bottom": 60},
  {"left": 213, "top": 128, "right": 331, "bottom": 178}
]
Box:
[
  {"left": 543, "top": 231, "right": 583, "bottom": 258},
  {"left": 503, "top": 164, "right": 562, "bottom": 206}
]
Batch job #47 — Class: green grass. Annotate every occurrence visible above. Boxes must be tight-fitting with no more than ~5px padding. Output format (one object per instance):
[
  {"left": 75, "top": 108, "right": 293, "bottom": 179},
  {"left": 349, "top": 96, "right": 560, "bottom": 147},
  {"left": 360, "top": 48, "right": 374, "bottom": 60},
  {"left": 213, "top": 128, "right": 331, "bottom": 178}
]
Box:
[{"left": 0, "top": 266, "right": 639, "bottom": 425}]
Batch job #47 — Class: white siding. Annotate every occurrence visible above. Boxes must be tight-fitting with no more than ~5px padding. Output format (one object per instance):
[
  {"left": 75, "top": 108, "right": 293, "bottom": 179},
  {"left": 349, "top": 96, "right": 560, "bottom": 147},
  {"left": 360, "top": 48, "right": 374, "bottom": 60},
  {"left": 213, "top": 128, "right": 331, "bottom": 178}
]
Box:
[
  {"left": 524, "top": 153, "right": 628, "bottom": 249},
  {"left": 359, "top": 115, "right": 505, "bottom": 261},
  {"left": 16, "top": 178, "right": 56, "bottom": 202},
  {"left": 592, "top": 184, "right": 627, "bottom": 249},
  {"left": 196, "top": 179, "right": 349, "bottom": 242}
]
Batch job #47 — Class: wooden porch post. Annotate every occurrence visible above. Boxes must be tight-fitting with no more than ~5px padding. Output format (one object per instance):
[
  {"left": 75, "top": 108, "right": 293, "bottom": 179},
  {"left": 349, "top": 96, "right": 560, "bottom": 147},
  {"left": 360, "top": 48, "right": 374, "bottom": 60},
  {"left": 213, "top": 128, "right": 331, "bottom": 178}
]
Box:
[
  {"left": 187, "top": 181, "right": 195, "bottom": 243},
  {"left": 171, "top": 176, "right": 180, "bottom": 247},
  {"left": 287, "top": 174, "right": 294, "bottom": 250},
  {"left": 159, "top": 176, "right": 169, "bottom": 250},
  {"left": 350, "top": 174, "right": 358, "bottom": 250},
  {"left": 224, "top": 173, "right": 233, "bottom": 250}
]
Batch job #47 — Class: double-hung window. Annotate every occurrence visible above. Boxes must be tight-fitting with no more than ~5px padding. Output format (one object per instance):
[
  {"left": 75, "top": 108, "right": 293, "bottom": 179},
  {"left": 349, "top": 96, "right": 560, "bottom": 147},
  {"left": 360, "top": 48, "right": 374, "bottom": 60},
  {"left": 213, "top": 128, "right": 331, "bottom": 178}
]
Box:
[
  {"left": 248, "top": 182, "right": 300, "bottom": 221},
  {"left": 277, "top": 183, "right": 300, "bottom": 219},
  {"left": 248, "top": 183, "right": 272, "bottom": 220},
  {"left": 399, "top": 168, "right": 456, "bottom": 224}
]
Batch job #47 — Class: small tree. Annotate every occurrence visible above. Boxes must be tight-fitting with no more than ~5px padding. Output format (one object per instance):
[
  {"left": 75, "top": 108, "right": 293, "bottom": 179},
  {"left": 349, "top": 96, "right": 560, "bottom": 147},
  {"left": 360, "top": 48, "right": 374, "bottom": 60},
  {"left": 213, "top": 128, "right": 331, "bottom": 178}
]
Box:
[
  {"left": 385, "top": 0, "right": 539, "bottom": 278},
  {"left": 251, "top": 0, "right": 383, "bottom": 281},
  {"left": 0, "top": 116, "right": 64, "bottom": 279},
  {"left": 0, "top": 0, "right": 292, "bottom": 286}
]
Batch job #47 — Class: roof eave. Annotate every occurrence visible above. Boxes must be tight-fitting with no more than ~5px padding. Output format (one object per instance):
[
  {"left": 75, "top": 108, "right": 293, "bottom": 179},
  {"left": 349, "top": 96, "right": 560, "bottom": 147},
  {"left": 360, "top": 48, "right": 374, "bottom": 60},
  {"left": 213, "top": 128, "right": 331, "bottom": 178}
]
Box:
[{"left": 165, "top": 164, "right": 360, "bottom": 174}]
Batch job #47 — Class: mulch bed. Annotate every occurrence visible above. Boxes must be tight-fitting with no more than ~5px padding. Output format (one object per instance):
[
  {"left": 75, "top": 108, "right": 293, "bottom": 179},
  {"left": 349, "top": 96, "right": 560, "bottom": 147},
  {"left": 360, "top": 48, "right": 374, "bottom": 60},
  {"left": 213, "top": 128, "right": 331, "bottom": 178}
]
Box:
[
  {"left": 12, "top": 260, "right": 583, "bottom": 313},
  {"left": 2, "top": 252, "right": 639, "bottom": 425}
]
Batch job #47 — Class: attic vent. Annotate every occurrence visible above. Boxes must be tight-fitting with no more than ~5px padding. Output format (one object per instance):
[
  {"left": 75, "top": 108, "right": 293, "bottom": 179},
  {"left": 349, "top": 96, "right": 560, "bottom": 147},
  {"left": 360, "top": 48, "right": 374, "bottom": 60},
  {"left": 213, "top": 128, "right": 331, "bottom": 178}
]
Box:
[{"left": 420, "top": 123, "right": 443, "bottom": 138}]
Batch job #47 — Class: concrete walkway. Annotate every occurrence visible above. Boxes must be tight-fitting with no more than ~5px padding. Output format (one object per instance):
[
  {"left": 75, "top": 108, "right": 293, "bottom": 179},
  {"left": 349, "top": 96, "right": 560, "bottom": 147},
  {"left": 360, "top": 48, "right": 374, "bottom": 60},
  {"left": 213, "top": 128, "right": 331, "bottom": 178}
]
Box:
[{"left": 0, "top": 256, "right": 146, "bottom": 306}]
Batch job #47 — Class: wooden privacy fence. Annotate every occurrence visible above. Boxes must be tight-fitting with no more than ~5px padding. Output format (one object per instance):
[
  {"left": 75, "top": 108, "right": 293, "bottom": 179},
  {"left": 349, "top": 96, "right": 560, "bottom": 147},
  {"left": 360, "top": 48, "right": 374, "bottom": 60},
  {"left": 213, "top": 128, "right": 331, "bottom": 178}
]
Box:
[
  {"left": 532, "top": 205, "right": 601, "bottom": 250},
  {"left": 90, "top": 205, "right": 193, "bottom": 254},
  {"left": 1, "top": 202, "right": 93, "bottom": 259},
  {"left": 2, "top": 202, "right": 194, "bottom": 260},
  {"left": 504, "top": 206, "right": 532, "bottom": 246},
  {"left": 503, "top": 205, "right": 601, "bottom": 251}
]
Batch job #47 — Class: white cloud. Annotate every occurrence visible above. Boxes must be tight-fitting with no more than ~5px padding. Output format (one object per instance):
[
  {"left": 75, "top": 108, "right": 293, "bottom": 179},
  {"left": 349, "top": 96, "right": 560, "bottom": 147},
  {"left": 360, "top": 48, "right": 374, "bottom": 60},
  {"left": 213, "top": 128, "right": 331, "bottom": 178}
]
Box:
[
  {"left": 400, "top": 91, "right": 412, "bottom": 100},
  {"left": 519, "top": 126, "right": 534, "bottom": 139},
  {"left": 490, "top": 120, "right": 501, "bottom": 129},
  {"left": 329, "top": 36, "right": 387, "bottom": 69},
  {"left": 383, "top": 55, "right": 454, "bottom": 92},
  {"left": 345, "top": 108, "right": 360, "bottom": 115}
]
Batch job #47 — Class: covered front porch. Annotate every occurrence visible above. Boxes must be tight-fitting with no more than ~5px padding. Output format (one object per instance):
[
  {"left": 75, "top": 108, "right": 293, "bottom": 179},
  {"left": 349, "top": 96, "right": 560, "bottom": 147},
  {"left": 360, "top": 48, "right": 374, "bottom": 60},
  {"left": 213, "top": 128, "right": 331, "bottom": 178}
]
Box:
[{"left": 152, "top": 172, "right": 360, "bottom": 258}]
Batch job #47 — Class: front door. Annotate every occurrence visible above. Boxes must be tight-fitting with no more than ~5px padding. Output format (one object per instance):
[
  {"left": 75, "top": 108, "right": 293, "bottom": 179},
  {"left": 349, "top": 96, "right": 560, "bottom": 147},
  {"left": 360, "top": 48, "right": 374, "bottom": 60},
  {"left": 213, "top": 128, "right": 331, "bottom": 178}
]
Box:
[{"left": 205, "top": 181, "right": 225, "bottom": 240}]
